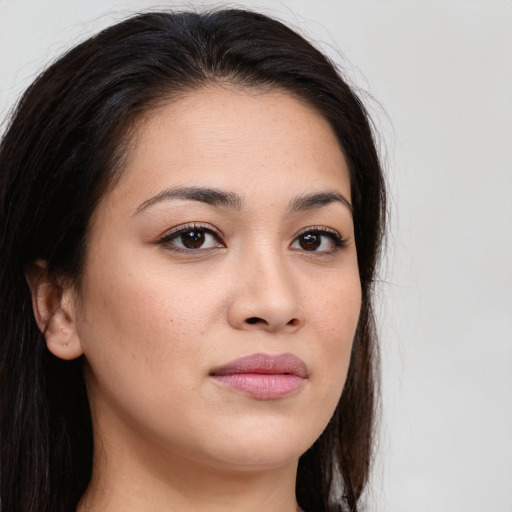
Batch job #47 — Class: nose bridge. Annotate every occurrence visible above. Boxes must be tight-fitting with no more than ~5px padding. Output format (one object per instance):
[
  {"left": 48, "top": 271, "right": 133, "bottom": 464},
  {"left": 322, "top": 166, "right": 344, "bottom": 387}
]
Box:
[
  {"left": 228, "top": 238, "right": 304, "bottom": 332},
  {"left": 250, "top": 242, "right": 296, "bottom": 304}
]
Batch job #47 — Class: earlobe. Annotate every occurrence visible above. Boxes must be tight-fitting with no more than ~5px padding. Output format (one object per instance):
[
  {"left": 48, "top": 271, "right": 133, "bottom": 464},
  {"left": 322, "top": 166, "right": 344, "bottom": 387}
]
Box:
[{"left": 25, "top": 259, "right": 83, "bottom": 360}]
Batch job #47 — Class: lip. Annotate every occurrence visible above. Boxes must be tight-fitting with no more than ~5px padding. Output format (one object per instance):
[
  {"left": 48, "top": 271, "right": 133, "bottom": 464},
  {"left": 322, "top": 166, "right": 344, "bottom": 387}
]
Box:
[{"left": 210, "top": 353, "right": 308, "bottom": 400}]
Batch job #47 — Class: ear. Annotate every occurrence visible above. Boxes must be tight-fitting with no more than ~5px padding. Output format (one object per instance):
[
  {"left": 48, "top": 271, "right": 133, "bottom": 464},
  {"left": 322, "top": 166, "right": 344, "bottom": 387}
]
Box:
[{"left": 25, "top": 260, "right": 83, "bottom": 360}]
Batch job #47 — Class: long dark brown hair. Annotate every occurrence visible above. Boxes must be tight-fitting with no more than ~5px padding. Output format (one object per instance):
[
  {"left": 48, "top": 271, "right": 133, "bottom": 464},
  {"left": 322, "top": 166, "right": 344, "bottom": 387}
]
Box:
[{"left": 0, "top": 9, "right": 386, "bottom": 512}]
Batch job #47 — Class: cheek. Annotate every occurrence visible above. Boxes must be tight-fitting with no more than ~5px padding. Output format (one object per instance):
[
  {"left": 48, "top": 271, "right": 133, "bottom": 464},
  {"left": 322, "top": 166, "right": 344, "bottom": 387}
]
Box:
[
  {"left": 305, "top": 274, "right": 361, "bottom": 387},
  {"left": 307, "top": 265, "right": 361, "bottom": 335},
  {"left": 75, "top": 266, "right": 220, "bottom": 432},
  {"left": 75, "top": 250, "right": 235, "bottom": 406},
  {"left": 81, "top": 251, "right": 221, "bottom": 335}
]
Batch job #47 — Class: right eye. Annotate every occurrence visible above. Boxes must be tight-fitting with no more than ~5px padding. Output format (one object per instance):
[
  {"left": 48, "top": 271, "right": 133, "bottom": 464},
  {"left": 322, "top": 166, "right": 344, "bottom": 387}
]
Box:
[{"left": 158, "top": 224, "right": 225, "bottom": 252}]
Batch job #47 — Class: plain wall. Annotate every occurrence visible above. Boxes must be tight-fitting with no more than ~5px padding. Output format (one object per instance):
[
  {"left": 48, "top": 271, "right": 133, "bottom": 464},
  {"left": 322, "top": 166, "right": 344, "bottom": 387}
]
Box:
[{"left": 1, "top": 1, "right": 511, "bottom": 510}]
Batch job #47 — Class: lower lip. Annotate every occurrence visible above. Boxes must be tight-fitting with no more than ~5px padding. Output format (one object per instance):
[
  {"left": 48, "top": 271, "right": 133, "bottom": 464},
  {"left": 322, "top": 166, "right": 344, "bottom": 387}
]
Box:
[{"left": 212, "top": 373, "right": 305, "bottom": 399}]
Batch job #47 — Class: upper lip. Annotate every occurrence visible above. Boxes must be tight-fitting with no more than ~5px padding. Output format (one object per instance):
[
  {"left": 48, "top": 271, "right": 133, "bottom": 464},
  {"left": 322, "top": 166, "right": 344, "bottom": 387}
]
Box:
[{"left": 210, "top": 353, "right": 308, "bottom": 378}]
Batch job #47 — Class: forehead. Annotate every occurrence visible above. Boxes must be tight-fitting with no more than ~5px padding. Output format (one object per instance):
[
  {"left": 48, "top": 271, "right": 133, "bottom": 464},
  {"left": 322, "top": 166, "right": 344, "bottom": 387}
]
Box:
[{"left": 102, "top": 85, "right": 351, "bottom": 214}]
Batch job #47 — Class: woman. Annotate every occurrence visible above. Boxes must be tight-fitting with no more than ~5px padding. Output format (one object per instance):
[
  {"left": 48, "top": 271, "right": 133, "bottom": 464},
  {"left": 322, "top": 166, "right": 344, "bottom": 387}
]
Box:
[{"left": 0, "top": 8, "right": 385, "bottom": 512}]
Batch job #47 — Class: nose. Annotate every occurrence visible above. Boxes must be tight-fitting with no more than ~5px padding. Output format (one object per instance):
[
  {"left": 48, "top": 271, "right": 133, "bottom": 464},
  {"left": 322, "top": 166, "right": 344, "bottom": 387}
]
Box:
[{"left": 226, "top": 248, "right": 305, "bottom": 334}]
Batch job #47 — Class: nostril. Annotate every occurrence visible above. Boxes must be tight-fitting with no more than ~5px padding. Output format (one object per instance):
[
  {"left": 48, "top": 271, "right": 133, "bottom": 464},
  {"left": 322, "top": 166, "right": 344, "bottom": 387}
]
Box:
[
  {"left": 245, "top": 317, "right": 300, "bottom": 327},
  {"left": 246, "top": 317, "right": 264, "bottom": 325}
]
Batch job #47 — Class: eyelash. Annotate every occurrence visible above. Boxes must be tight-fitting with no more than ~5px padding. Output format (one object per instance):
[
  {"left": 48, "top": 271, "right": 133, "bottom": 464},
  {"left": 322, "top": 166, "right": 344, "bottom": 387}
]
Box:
[
  {"left": 291, "top": 226, "right": 347, "bottom": 253},
  {"left": 157, "top": 223, "right": 347, "bottom": 254},
  {"left": 157, "top": 223, "right": 224, "bottom": 253}
]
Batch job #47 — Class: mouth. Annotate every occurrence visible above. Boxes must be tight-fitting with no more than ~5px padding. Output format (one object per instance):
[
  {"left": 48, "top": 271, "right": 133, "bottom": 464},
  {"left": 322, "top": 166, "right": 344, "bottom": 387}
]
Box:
[{"left": 209, "top": 353, "right": 308, "bottom": 400}]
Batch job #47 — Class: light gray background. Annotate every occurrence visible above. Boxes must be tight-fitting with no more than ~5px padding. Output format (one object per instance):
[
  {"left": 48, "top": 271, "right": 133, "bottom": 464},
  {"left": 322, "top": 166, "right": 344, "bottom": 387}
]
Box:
[{"left": 1, "top": 1, "right": 511, "bottom": 511}]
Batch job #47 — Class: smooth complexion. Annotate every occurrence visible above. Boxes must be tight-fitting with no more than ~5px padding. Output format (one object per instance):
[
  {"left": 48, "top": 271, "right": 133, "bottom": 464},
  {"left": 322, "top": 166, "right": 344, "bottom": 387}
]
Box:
[{"left": 33, "top": 86, "right": 361, "bottom": 512}]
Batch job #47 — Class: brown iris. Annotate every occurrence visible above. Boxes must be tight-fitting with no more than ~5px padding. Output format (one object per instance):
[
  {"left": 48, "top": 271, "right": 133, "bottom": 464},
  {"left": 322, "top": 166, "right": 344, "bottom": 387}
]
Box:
[
  {"left": 181, "top": 230, "right": 206, "bottom": 249},
  {"left": 299, "top": 233, "right": 321, "bottom": 251}
]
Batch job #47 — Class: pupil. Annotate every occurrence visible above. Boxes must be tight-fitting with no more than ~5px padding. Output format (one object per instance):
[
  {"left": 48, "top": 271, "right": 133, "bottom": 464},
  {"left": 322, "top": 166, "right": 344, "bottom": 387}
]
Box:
[
  {"left": 181, "top": 230, "right": 205, "bottom": 248},
  {"left": 300, "top": 233, "right": 320, "bottom": 250}
]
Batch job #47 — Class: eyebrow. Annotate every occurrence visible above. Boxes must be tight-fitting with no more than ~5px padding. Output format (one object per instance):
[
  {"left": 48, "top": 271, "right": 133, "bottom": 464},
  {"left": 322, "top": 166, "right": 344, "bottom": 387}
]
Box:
[
  {"left": 288, "top": 191, "right": 352, "bottom": 216},
  {"left": 133, "top": 186, "right": 352, "bottom": 216},
  {"left": 134, "top": 186, "right": 244, "bottom": 215}
]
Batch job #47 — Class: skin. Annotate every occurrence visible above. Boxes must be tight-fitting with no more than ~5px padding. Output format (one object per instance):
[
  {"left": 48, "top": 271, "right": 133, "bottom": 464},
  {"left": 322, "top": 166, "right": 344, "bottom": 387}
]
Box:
[{"left": 31, "top": 86, "right": 361, "bottom": 512}]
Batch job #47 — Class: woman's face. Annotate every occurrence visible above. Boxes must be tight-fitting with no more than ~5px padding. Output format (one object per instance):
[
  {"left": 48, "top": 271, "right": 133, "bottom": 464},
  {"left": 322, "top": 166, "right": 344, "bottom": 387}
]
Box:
[{"left": 72, "top": 86, "right": 361, "bottom": 474}]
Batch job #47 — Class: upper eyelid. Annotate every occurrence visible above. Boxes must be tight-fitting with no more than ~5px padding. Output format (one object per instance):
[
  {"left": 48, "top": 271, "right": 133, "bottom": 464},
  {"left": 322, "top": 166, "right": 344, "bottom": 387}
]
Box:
[
  {"left": 160, "top": 222, "right": 224, "bottom": 240},
  {"left": 293, "top": 225, "right": 343, "bottom": 239}
]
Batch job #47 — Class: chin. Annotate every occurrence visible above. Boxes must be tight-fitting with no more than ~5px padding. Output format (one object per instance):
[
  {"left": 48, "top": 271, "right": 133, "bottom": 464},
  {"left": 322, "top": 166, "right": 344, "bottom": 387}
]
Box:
[
  {"left": 196, "top": 419, "right": 319, "bottom": 472},
  {"left": 212, "top": 446, "right": 304, "bottom": 473}
]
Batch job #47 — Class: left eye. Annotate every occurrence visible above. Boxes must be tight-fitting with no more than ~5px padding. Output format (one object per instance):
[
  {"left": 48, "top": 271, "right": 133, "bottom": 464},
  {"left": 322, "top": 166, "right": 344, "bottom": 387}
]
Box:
[
  {"left": 291, "top": 230, "right": 344, "bottom": 252},
  {"left": 161, "top": 227, "right": 224, "bottom": 251}
]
